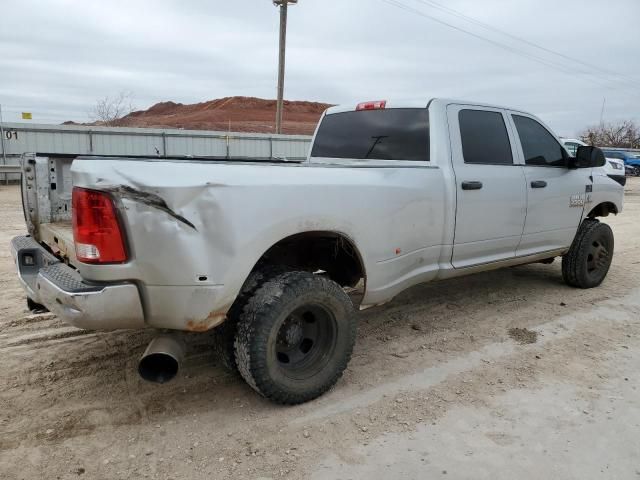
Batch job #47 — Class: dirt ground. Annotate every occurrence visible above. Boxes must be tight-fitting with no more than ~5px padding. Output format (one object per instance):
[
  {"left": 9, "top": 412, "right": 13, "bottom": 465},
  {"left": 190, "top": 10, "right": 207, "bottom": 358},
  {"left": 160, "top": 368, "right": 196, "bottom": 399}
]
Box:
[{"left": 1, "top": 179, "right": 639, "bottom": 480}]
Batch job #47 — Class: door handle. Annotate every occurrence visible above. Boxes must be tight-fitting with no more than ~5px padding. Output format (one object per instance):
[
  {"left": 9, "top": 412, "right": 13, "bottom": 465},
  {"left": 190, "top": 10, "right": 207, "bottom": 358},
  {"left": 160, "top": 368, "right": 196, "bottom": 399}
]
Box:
[
  {"left": 530, "top": 180, "right": 547, "bottom": 188},
  {"left": 461, "top": 181, "right": 483, "bottom": 190}
]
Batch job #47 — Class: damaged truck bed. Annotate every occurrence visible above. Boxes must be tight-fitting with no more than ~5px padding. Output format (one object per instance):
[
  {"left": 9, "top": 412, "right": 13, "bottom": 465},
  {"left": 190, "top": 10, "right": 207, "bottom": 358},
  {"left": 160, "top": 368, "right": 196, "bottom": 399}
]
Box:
[{"left": 17, "top": 153, "right": 307, "bottom": 332}]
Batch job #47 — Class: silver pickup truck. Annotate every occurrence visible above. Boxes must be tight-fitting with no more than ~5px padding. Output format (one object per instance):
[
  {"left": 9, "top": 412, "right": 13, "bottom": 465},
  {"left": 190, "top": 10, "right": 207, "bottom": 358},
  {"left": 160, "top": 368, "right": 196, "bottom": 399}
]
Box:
[{"left": 11, "top": 98, "right": 623, "bottom": 404}]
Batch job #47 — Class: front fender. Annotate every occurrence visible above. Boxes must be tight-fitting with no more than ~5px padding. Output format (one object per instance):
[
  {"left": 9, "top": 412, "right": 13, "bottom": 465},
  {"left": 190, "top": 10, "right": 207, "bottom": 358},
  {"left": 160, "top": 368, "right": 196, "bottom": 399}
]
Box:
[{"left": 589, "top": 170, "right": 624, "bottom": 216}]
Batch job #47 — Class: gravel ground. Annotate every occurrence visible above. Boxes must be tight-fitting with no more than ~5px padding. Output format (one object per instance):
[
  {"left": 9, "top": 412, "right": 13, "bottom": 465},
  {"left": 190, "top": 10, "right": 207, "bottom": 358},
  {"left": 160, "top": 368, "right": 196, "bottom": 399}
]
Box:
[{"left": 0, "top": 179, "right": 639, "bottom": 480}]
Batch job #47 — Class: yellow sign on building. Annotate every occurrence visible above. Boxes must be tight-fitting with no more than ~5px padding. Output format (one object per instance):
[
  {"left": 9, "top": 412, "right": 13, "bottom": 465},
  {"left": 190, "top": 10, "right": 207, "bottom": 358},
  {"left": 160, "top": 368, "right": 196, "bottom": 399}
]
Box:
[{"left": 22, "top": 112, "right": 32, "bottom": 120}]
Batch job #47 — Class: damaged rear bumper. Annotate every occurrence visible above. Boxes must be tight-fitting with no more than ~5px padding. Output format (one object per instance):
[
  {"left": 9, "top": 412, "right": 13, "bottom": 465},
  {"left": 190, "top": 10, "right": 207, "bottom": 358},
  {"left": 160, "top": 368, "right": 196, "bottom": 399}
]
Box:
[{"left": 11, "top": 235, "right": 145, "bottom": 330}]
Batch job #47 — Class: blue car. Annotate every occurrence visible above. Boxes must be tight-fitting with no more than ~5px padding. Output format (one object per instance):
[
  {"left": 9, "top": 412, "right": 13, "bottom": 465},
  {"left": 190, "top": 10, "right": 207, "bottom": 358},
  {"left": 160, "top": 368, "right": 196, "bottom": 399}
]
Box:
[{"left": 601, "top": 149, "right": 640, "bottom": 176}]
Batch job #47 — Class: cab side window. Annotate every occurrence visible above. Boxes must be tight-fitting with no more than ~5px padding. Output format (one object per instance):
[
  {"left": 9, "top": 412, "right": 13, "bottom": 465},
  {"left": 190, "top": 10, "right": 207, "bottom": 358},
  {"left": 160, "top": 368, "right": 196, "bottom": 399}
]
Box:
[
  {"left": 513, "top": 115, "right": 566, "bottom": 167},
  {"left": 458, "top": 109, "right": 513, "bottom": 165}
]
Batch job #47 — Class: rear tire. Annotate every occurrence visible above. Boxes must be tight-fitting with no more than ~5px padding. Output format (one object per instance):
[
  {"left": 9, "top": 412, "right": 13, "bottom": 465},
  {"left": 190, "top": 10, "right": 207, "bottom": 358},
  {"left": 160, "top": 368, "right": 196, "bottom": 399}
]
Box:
[
  {"left": 562, "top": 219, "right": 614, "bottom": 288},
  {"left": 212, "top": 266, "right": 286, "bottom": 372},
  {"left": 234, "top": 271, "right": 356, "bottom": 405}
]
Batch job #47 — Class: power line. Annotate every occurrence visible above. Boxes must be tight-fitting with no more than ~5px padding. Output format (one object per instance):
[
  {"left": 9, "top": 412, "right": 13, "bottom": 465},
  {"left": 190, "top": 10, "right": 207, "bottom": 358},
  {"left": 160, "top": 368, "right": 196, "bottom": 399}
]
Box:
[
  {"left": 381, "top": 0, "right": 640, "bottom": 96},
  {"left": 380, "top": 1, "right": 590, "bottom": 79},
  {"left": 410, "top": 0, "right": 640, "bottom": 90}
]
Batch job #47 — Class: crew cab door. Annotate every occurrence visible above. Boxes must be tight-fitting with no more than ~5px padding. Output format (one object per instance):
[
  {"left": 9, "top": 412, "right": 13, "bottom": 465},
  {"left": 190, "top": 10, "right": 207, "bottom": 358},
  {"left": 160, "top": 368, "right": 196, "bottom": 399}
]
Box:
[
  {"left": 447, "top": 105, "right": 527, "bottom": 268},
  {"left": 508, "top": 112, "right": 592, "bottom": 256}
]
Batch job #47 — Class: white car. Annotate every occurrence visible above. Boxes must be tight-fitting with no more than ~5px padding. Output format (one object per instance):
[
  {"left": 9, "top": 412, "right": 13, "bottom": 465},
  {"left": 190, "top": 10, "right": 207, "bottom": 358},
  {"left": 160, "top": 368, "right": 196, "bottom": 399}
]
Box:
[{"left": 561, "top": 138, "right": 626, "bottom": 186}]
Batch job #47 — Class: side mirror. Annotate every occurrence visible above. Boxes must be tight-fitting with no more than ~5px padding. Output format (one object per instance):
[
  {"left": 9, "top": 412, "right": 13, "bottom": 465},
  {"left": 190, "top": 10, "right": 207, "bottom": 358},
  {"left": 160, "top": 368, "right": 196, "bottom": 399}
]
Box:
[{"left": 570, "top": 146, "right": 606, "bottom": 169}]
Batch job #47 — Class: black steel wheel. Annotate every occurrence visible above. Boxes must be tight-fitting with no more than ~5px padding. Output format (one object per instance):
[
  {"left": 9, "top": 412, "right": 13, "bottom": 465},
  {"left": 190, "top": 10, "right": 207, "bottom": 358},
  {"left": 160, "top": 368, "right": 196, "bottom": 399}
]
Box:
[
  {"left": 274, "top": 304, "right": 338, "bottom": 380},
  {"left": 586, "top": 237, "right": 611, "bottom": 276},
  {"left": 562, "top": 219, "right": 614, "bottom": 288},
  {"left": 234, "top": 271, "right": 356, "bottom": 404}
]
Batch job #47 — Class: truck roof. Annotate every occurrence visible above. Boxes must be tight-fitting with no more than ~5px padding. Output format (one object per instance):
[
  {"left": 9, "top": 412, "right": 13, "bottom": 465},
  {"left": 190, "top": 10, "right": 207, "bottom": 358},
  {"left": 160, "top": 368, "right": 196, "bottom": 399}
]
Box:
[{"left": 325, "top": 98, "right": 529, "bottom": 115}]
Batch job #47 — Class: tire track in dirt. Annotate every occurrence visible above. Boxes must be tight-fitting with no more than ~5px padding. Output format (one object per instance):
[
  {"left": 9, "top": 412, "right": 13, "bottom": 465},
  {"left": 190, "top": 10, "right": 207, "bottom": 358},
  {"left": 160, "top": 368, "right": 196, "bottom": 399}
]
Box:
[{"left": 0, "top": 181, "right": 639, "bottom": 479}]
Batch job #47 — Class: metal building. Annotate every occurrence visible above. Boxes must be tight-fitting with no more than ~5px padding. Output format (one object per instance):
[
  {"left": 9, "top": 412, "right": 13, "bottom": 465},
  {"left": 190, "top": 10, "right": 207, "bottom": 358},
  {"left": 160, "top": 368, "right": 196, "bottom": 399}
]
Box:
[{"left": 0, "top": 122, "right": 313, "bottom": 181}]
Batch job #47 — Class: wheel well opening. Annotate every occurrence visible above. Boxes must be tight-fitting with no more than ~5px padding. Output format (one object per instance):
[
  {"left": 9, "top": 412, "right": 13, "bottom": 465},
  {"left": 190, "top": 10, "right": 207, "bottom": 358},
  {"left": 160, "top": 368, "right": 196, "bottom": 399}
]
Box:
[
  {"left": 587, "top": 202, "right": 618, "bottom": 218},
  {"left": 255, "top": 232, "right": 365, "bottom": 288}
]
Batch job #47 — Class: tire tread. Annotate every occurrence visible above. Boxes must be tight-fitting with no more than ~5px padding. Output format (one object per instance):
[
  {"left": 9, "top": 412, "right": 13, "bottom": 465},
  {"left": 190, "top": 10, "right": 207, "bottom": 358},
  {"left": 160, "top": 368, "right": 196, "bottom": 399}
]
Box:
[
  {"left": 212, "top": 265, "right": 287, "bottom": 371},
  {"left": 562, "top": 219, "right": 613, "bottom": 288},
  {"left": 234, "top": 271, "right": 356, "bottom": 405}
]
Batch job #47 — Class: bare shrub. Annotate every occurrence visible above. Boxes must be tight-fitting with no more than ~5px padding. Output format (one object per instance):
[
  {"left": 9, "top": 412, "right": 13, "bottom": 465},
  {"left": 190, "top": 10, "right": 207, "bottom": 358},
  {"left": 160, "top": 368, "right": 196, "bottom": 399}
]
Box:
[
  {"left": 89, "top": 91, "right": 135, "bottom": 126},
  {"left": 580, "top": 120, "right": 640, "bottom": 148}
]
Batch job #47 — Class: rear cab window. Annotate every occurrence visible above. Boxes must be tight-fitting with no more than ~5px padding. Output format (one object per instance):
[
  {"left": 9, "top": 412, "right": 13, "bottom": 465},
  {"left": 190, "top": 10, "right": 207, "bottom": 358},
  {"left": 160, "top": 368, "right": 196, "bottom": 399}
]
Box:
[{"left": 310, "top": 108, "right": 429, "bottom": 161}]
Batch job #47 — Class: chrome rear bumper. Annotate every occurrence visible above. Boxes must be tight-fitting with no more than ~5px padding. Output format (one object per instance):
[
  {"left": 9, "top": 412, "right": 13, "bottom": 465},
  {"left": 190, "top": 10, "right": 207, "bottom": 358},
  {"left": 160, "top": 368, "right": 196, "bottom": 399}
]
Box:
[{"left": 11, "top": 235, "right": 145, "bottom": 330}]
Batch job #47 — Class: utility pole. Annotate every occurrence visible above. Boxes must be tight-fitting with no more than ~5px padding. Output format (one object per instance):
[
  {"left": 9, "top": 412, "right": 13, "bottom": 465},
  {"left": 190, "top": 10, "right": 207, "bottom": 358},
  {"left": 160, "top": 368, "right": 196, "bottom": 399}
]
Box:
[
  {"left": 599, "top": 97, "right": 606, "bottom": 126},
  {"left": 273, "top": 0, "right": 297, "bottom": 134}
]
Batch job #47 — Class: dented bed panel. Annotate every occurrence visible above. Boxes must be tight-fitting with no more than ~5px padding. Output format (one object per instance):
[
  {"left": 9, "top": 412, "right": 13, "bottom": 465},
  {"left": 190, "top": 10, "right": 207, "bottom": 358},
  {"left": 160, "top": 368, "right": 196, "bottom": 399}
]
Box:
[
  {"left": 68, "top": 157, "right": 447, "bottom": 330},
  {"left": 144, "top": 285, "right": 229, "bottom": 331}
]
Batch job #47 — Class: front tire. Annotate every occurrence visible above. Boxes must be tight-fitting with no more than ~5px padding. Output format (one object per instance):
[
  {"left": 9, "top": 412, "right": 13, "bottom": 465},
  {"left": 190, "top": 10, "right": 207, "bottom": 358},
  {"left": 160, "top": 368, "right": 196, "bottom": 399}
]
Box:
[
  {"left": 562, "top": 219, "right": 614, "bottom": 288},
  {"left": 234, "top": 271, "right": 356, "bottom": 405}
]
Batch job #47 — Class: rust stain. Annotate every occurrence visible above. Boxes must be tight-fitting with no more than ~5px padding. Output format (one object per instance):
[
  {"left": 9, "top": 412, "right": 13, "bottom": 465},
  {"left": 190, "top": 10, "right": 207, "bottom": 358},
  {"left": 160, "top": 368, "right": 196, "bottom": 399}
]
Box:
[
  {"left": 53, "top": 241, "right": 71, "bottom": 258},
  {"left": 185, "top": 311, "right": 227, "bottom": 332}
]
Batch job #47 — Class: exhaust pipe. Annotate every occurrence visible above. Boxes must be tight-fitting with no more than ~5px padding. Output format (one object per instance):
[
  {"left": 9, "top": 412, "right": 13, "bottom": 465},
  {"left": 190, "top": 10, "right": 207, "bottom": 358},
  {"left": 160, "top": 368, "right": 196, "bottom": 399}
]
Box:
[{"left": 138, "top": 335, "right": 185, "bottom": 384}]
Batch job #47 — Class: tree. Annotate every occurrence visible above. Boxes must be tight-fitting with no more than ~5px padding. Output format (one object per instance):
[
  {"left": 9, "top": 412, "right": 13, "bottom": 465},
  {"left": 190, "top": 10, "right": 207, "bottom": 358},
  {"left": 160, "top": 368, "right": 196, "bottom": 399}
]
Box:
[
  {"left": 89, "top": 91, "right": 135, "bottom": 126},
  {"left": 579, "top": 120, "right": 640, "bottom": 149}
]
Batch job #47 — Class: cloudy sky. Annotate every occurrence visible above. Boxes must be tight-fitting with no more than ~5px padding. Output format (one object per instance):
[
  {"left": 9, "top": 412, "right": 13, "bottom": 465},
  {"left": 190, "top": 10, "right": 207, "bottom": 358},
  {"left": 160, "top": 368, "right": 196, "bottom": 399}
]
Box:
[{"left": 1, "top": 0, "right": 638, "bottom": 135}]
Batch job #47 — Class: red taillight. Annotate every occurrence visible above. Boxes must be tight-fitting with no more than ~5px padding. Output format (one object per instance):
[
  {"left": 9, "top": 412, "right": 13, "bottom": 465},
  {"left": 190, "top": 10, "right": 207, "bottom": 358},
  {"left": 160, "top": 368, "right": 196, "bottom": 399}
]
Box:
[
  {"left": 72, "top": 187, "right": 127, "bottom": 264},
  {"left": 356, "top": 100, "right": 387, "bottom": 111}
]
